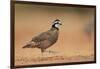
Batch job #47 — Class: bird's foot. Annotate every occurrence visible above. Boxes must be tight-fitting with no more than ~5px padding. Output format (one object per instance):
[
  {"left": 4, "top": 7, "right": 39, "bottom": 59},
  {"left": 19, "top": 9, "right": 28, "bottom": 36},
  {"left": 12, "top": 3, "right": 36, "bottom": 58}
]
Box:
[
  {"left": 40, "top": 50, "right": 58, "bottom": 56},
  {"left": 46, "top": 50, "right": 58, "bottom": 54}
]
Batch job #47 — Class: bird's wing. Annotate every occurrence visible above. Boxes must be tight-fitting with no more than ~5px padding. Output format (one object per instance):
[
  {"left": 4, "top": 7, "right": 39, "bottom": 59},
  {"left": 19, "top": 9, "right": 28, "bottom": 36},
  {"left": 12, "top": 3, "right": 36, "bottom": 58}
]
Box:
[
  {"left": 23, "top": 31, "right": 52, "bottom": 48},
  {"left": 31, "top": 31, "right": 51, "bottom": 42}
]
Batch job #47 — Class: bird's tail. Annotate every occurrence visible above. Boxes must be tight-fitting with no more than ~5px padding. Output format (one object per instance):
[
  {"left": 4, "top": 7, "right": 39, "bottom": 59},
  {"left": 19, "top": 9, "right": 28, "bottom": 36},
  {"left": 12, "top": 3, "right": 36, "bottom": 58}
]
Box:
[
  {"left": 23, "top": 44, "right": 32, "bottom": 48},
  {"left": 22, "top": 41, "right": 36, "bottom": 48}
]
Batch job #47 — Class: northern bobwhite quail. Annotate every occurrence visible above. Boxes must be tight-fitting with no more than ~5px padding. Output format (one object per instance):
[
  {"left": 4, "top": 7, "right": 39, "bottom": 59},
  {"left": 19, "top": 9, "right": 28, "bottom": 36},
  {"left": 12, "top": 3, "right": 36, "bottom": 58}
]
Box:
[{"left": 23, "top": 19, "right": 62, "bottom": 54}]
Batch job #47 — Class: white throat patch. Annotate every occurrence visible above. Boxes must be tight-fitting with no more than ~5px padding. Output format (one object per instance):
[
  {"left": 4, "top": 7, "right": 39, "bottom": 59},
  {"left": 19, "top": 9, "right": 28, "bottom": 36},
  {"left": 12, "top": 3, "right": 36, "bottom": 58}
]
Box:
[{"left": 55, "top": 24, "right": 60, "bottom": 28}]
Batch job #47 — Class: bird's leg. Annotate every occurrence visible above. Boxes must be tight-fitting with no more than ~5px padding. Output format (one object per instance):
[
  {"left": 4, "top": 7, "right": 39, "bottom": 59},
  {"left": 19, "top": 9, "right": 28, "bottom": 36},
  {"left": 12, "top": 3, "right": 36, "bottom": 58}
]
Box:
[{"left": 41, "top": 49, "right": 45, "bottom": 55}]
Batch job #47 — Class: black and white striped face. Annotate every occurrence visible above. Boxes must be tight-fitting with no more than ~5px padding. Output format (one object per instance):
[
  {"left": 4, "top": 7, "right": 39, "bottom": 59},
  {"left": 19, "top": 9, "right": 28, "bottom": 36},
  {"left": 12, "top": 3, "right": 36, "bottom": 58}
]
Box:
[{"left": 52, "top": 19, "right": 62, "bottom": 28}]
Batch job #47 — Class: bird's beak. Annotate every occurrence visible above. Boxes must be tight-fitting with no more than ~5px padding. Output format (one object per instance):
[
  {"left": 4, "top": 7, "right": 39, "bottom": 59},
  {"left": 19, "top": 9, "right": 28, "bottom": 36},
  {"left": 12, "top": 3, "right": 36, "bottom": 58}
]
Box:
[{"left": 60, "top": 23, "right": 62, "bottom": 25}]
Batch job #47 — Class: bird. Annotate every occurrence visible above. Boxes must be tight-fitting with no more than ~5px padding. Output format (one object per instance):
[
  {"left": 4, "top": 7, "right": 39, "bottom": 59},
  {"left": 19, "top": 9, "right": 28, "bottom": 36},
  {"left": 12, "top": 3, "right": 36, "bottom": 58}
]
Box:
[{"left": 22, "top": 19, "right": 62, "bottom": 54}]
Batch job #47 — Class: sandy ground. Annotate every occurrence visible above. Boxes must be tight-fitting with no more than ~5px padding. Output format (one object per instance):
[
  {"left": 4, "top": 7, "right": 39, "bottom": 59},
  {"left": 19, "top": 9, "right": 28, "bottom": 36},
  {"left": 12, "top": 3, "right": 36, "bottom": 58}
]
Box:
[{"left": 15, "top": 3, "right": 95, "bottom": 66}]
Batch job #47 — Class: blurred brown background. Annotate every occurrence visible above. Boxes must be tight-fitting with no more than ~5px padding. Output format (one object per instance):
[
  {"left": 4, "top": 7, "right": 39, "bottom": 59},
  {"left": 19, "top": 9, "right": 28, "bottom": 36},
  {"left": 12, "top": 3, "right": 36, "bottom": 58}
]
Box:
[{"left": 15, "top": 3, "right": 95, "bottom": 65}]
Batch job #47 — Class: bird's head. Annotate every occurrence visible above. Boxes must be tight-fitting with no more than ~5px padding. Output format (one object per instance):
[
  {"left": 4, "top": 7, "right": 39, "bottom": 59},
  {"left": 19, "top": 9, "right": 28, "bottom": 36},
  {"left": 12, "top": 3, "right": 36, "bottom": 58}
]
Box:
[{"left": 52, "top": 19, "right": 62, "bottom": 29}]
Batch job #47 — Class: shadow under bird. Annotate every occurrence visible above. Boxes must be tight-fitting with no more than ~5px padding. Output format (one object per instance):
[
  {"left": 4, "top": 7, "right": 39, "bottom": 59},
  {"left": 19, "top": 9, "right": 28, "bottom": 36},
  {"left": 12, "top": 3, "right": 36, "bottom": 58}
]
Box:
[{"left": 23, "top": 19, "right": 62, "bottom": 54}]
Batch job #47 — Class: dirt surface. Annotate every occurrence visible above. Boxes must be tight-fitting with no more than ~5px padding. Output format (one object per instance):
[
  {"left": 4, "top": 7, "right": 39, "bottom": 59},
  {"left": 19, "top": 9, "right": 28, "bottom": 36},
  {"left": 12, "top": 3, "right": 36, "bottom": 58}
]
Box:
[{"left": 15, "top": 3, "right": 95, "bottom": 66}]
